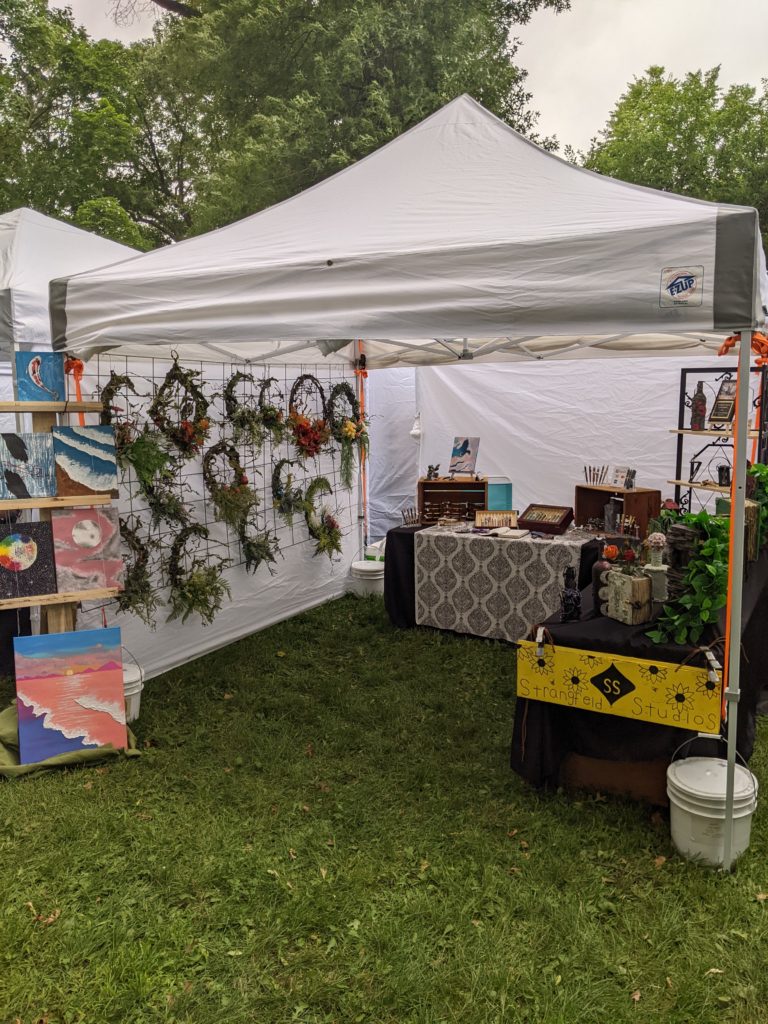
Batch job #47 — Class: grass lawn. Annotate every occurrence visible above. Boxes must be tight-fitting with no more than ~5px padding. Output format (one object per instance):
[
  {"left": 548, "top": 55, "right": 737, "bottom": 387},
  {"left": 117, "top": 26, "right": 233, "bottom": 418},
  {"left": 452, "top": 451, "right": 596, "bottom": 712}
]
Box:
[{"left": 1, "top": 595, "right": 768, "bottom": 1024}]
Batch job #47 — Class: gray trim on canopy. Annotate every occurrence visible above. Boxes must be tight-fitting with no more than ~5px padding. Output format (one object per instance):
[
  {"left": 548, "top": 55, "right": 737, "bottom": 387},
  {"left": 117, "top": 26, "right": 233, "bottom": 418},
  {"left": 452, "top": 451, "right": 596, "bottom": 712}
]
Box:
[
  {"left": 49, "top": 279, "right": 69, "bottom": 353},
  {"left": 714, "top": 208, "right": 759, "bottom": 330},
  {"left": 0, "top": 288, "right": 14, "bottom": 350}
]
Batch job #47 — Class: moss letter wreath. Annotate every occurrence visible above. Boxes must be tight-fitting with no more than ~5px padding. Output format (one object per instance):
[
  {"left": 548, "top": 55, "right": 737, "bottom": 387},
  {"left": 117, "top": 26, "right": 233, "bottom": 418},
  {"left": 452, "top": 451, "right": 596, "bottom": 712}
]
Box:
[
  {"left": 287, "top": 373, "right": 331, "bottom": 461},
  {"left": 99, "top": 370, "right": 138, "bottom": 427},
  {"left": 166, "top": 523, "right": 231, "bottom": 625},
  {"left": 239, "top": 526, "right": 281, "bottom": 576},
  {"left": 304, "top": 476, "right": 343, "bottom": 559},
  {"left": 326, "top": 381, "right": 369, "bottom": 489},
  {"left": 271, "top": 458, "right": 306, "bottom": 525},
  {"left": 202, "top": 440, "right": 260, "bottom": 530},
  {"left": 117, "top": 516, "right": 162, "bottom": 627},
  {"left": 148, "top": 356, "right": 211, "bottom": 456},
  {"left": 223, "top": 371, "right": 286, "bottom": 450}
]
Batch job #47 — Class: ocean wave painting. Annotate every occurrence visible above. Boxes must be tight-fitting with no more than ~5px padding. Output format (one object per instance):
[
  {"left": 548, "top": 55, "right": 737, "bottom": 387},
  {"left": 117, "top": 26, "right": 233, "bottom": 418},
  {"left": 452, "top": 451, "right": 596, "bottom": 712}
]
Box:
[
  {"left": 51, "top": 506, "right": 125, "bottom": 592},
  {"left": 52, "top": 427, "right": 118, "bottom": 497},
  {"left": 14, "top": 627, "right": 127, "bottom": 764}
]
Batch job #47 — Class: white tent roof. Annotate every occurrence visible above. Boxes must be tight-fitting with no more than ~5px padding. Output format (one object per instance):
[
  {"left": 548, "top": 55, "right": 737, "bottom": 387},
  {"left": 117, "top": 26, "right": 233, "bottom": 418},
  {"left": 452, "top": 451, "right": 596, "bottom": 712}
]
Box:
[
  {"left": 51, "top": 95, "right": 766, "bottom": 367},
  {"left": 0, "top": 208, "right": 135, "bottom": 354}
]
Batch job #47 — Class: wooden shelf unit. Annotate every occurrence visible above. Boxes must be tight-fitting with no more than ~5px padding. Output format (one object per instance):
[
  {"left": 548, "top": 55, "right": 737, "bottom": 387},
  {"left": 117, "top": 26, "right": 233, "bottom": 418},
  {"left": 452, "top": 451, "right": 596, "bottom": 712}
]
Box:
[
  {"left": 667, "top": 479, "right": 730, "bottom": 494},
  {"left": 0, "top": 402, "right": 117, "bottom": 635},
  {"left": 0, "top": 494, "right": 114, "bottom": 513},
  {"left": 573, "top": 484, "right": 661, "bottom": 537},
  {"left": 0, "top": 401, "right": 102, "bottom": 413},
  {"left": 669, "top": 428, "right": 759, "bottom": 439},
  {"left": 0, "top": 588, "right": 120, "bottom": 612},
  {"left": 417, "top": 476, "right": 488, "bottom": 524}
]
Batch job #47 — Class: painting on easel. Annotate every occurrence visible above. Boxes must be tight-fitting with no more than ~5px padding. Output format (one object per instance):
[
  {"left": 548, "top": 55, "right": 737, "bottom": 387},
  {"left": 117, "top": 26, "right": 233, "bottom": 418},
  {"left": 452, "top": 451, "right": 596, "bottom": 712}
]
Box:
[{"left": 449, "top": 436, "right": 480, "bottom": 475}]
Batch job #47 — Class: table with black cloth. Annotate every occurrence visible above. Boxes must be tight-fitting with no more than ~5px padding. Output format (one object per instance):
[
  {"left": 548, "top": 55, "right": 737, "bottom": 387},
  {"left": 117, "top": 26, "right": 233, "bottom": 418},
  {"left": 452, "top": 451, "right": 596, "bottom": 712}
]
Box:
[
  {"left": 384, "top": 525, "right": 599, "bottom": 637},
  {"left": 511, "top": 549, "right": 768, "bottom": 788}
]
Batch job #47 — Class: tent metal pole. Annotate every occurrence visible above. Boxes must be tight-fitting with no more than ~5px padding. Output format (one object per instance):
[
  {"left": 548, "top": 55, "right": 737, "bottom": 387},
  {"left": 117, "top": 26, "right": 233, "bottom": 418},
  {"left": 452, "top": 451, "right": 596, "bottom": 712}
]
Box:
[{"left": 722, "top": 329, "right": 752, "bottom": 871}]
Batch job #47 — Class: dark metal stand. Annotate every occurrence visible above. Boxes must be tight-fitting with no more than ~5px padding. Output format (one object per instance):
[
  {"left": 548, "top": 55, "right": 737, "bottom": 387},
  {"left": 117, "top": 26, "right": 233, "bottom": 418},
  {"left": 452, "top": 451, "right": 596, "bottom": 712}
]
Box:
[{"left": 674, "top": 365, "right": 767, "bottom": 512}]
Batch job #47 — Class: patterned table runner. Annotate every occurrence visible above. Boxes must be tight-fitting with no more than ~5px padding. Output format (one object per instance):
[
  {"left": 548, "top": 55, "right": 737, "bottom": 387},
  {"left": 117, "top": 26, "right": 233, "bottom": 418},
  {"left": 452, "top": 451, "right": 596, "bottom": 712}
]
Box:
[{"left": 414, "top": 527, "right": 588, "bottom": 643}]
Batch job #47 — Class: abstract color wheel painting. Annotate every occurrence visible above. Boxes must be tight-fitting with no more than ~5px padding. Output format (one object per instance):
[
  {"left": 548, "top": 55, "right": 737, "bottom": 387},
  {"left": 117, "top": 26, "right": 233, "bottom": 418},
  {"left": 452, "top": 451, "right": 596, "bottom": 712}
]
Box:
[
  {"left": 0, "top": 433, "right": 56, "bottom": 500},
  {"left": 51, "top": 506, "right": 125, "bottom": 592},
  {"left": 449, "top": 436, "right": 481, "bottom": 475},
  {"left": 14, "top": 627, "right": 127, "bottom": 764},
  {"left": 0, "top": 520, "right": 57, "bottom": 599},
  {"left": 14, "top": 351, "right": 66, "bottom": 403},
  {"left": 52, "top": 426, "right": 119, "bottom": 498}
]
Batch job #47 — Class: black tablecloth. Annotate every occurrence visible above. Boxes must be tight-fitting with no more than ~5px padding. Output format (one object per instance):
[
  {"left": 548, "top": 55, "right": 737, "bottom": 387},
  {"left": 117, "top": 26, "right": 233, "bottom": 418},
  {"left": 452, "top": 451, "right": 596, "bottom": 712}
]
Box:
[
  {"left": 384, "top": 526, "right": 600, "bottom": 630},
  {"left": 511, "top": 551, "right": 768, "bottom": 787},
  {"left": 384, "top": 526, "right": 425, "bottom": 628}
]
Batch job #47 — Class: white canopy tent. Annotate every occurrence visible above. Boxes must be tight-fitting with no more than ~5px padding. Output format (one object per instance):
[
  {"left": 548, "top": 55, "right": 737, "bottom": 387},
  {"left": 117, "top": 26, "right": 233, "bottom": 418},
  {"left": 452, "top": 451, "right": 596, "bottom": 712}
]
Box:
[
  {"left": 51, "top": 94, "right": 766, "bottom": 364},
  {"left": 0, "top": 208, "right": 134, "bottom": 354},
  {"left": 49, "top": 96, "right": 765, "bottom": 869}
]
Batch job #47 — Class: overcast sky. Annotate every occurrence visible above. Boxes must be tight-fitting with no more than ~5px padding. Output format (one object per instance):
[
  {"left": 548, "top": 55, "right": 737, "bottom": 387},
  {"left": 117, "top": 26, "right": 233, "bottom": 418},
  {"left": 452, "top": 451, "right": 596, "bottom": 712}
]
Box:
[{"left": 57, "top": 0, "right": 768, "bottom": 154}]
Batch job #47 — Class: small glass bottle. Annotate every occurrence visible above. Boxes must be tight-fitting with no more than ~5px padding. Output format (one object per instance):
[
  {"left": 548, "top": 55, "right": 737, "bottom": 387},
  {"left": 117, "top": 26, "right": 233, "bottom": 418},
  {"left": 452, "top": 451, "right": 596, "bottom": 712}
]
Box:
[{"left": 690, "top": 381, "right": 707, "bottom": 431}]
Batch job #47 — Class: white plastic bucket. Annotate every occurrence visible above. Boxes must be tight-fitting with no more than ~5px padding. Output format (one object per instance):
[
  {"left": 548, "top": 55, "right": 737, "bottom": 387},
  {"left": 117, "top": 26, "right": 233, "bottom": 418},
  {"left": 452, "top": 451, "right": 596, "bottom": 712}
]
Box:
[
  {"left": 347, "top": 559, "right": 385, "bottom": 597},
  {"left": 123, "top": 663, "right": 144, "bottom": 723},
  {"left": 667, "top": 756, "right": 758, "bottom": 867}
]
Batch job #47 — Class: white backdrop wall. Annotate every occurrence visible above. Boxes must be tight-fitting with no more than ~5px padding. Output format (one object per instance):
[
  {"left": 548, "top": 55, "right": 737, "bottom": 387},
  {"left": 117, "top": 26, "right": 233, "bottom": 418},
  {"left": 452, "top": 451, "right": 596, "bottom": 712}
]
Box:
[{"left": 367, "top": 356, "right": 754, "bottom": 537}]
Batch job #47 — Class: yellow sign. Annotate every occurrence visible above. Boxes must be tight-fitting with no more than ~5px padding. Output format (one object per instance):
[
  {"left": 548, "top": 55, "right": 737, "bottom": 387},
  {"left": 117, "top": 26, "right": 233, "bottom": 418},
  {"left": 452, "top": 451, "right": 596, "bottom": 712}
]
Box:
[{"left": 516, "top": 641, "right": 722, "bottom": 734}]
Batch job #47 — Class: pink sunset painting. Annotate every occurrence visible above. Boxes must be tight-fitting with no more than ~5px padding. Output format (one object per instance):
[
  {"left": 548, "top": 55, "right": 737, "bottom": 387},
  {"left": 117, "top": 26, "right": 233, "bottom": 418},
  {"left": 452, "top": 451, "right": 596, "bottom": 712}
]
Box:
[{"left": 14, "top": 627, "right": 127, "bottom": 764}]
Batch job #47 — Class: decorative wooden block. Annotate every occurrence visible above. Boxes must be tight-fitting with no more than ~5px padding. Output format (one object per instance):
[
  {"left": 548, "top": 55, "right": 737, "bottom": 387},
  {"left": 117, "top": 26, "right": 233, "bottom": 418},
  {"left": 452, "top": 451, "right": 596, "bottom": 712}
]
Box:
[
  {"left": 715, "top": 497, "right": 760, "bottom": 562},
  {"left": 599, "top": 570, "right": 653, "bottom": 625}
]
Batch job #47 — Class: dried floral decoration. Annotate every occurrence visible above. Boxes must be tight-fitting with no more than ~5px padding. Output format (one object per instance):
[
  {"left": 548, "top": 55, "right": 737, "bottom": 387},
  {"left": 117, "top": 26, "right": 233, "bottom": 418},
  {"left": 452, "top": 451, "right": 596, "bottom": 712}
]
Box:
[
  {"left": 304, "top": 477, "right": 342, "bottom": 559},
  {"left": 288, "top": 374, "right": 330, "bottom": 461},
  {"left": 326, "top": 381, "right": 369, "bottom": 489}
]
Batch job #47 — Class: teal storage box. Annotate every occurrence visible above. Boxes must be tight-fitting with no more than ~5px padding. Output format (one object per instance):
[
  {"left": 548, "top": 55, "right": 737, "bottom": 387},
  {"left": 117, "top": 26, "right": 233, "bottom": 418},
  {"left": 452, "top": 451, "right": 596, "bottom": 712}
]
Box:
[{"left": 487, "top": 477, "right": 513, "bottom": 511}]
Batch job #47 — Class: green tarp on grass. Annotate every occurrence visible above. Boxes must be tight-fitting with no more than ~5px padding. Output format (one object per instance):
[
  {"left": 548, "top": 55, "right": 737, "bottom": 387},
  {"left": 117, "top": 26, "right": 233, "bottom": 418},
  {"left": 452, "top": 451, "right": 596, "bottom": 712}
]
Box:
[{"left": 0, "top": 702, "right": 140, "bottom": 778}]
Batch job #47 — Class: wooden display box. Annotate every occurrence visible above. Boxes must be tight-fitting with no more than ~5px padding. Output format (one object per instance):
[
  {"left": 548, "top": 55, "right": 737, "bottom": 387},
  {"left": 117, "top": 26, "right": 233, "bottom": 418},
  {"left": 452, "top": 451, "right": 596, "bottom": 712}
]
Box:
[
  {"left": 417, "top": 477, "right": 488, "bottom": 524},
  {"left": 517, "top": 504, "right": 573, "bottom": 535},
  {"left": 574, "top": 484, "right": 661, "bottom": 537}
]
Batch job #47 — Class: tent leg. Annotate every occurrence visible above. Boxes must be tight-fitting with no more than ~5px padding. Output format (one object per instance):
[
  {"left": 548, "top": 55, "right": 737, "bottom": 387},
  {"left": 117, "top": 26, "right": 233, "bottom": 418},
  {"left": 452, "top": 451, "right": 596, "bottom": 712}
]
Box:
[{"left": 722, "top": 329, "right": 752, "bottom": 871}]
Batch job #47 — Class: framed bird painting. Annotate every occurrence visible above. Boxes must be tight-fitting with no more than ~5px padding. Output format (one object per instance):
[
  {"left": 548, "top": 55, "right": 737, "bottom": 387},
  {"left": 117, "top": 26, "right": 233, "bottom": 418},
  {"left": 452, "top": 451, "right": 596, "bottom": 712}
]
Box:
[
  {"left": 14, "top": 352, "right": 67, "bottom": 403},
  {"left": 0, "top": 433, "right": 57, "bottom": 500}
]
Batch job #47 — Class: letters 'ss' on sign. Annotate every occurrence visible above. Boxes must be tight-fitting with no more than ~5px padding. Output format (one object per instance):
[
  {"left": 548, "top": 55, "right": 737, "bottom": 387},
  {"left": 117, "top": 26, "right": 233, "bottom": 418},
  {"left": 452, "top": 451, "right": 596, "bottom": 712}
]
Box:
[{"left": 516, "top": 641, "right": 721, "bottom": 734}]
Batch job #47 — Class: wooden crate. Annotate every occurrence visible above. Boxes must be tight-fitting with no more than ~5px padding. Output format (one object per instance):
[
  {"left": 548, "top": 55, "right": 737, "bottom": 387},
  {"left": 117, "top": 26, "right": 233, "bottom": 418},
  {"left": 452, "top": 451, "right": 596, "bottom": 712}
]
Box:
[{"left": 574, "top": 484, "right": 661, "bottom": 536}]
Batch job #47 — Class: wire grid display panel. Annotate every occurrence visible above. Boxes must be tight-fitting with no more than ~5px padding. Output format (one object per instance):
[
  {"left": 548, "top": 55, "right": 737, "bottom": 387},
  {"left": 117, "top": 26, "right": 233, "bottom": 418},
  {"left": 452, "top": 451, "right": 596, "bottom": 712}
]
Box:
[{"left": 88, "top": 355, "right": 359, "bottom": 586}]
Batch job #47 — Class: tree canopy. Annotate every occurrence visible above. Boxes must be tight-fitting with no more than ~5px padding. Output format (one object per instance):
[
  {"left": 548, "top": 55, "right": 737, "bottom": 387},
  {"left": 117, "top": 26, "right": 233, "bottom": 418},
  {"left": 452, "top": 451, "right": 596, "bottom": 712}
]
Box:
[
  {"left": 0, "top": 0, "right": 569, "bottom": 246},
  {"left": 585, "top": 66, "right": 768, "bottom": 246}
]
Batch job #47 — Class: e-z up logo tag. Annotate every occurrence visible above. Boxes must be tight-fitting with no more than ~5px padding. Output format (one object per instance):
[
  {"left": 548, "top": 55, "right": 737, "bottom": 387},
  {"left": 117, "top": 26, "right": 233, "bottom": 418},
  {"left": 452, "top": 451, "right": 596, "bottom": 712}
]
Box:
[{"left": 660, "top": 265, "right": 704, "bottom": 307}]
